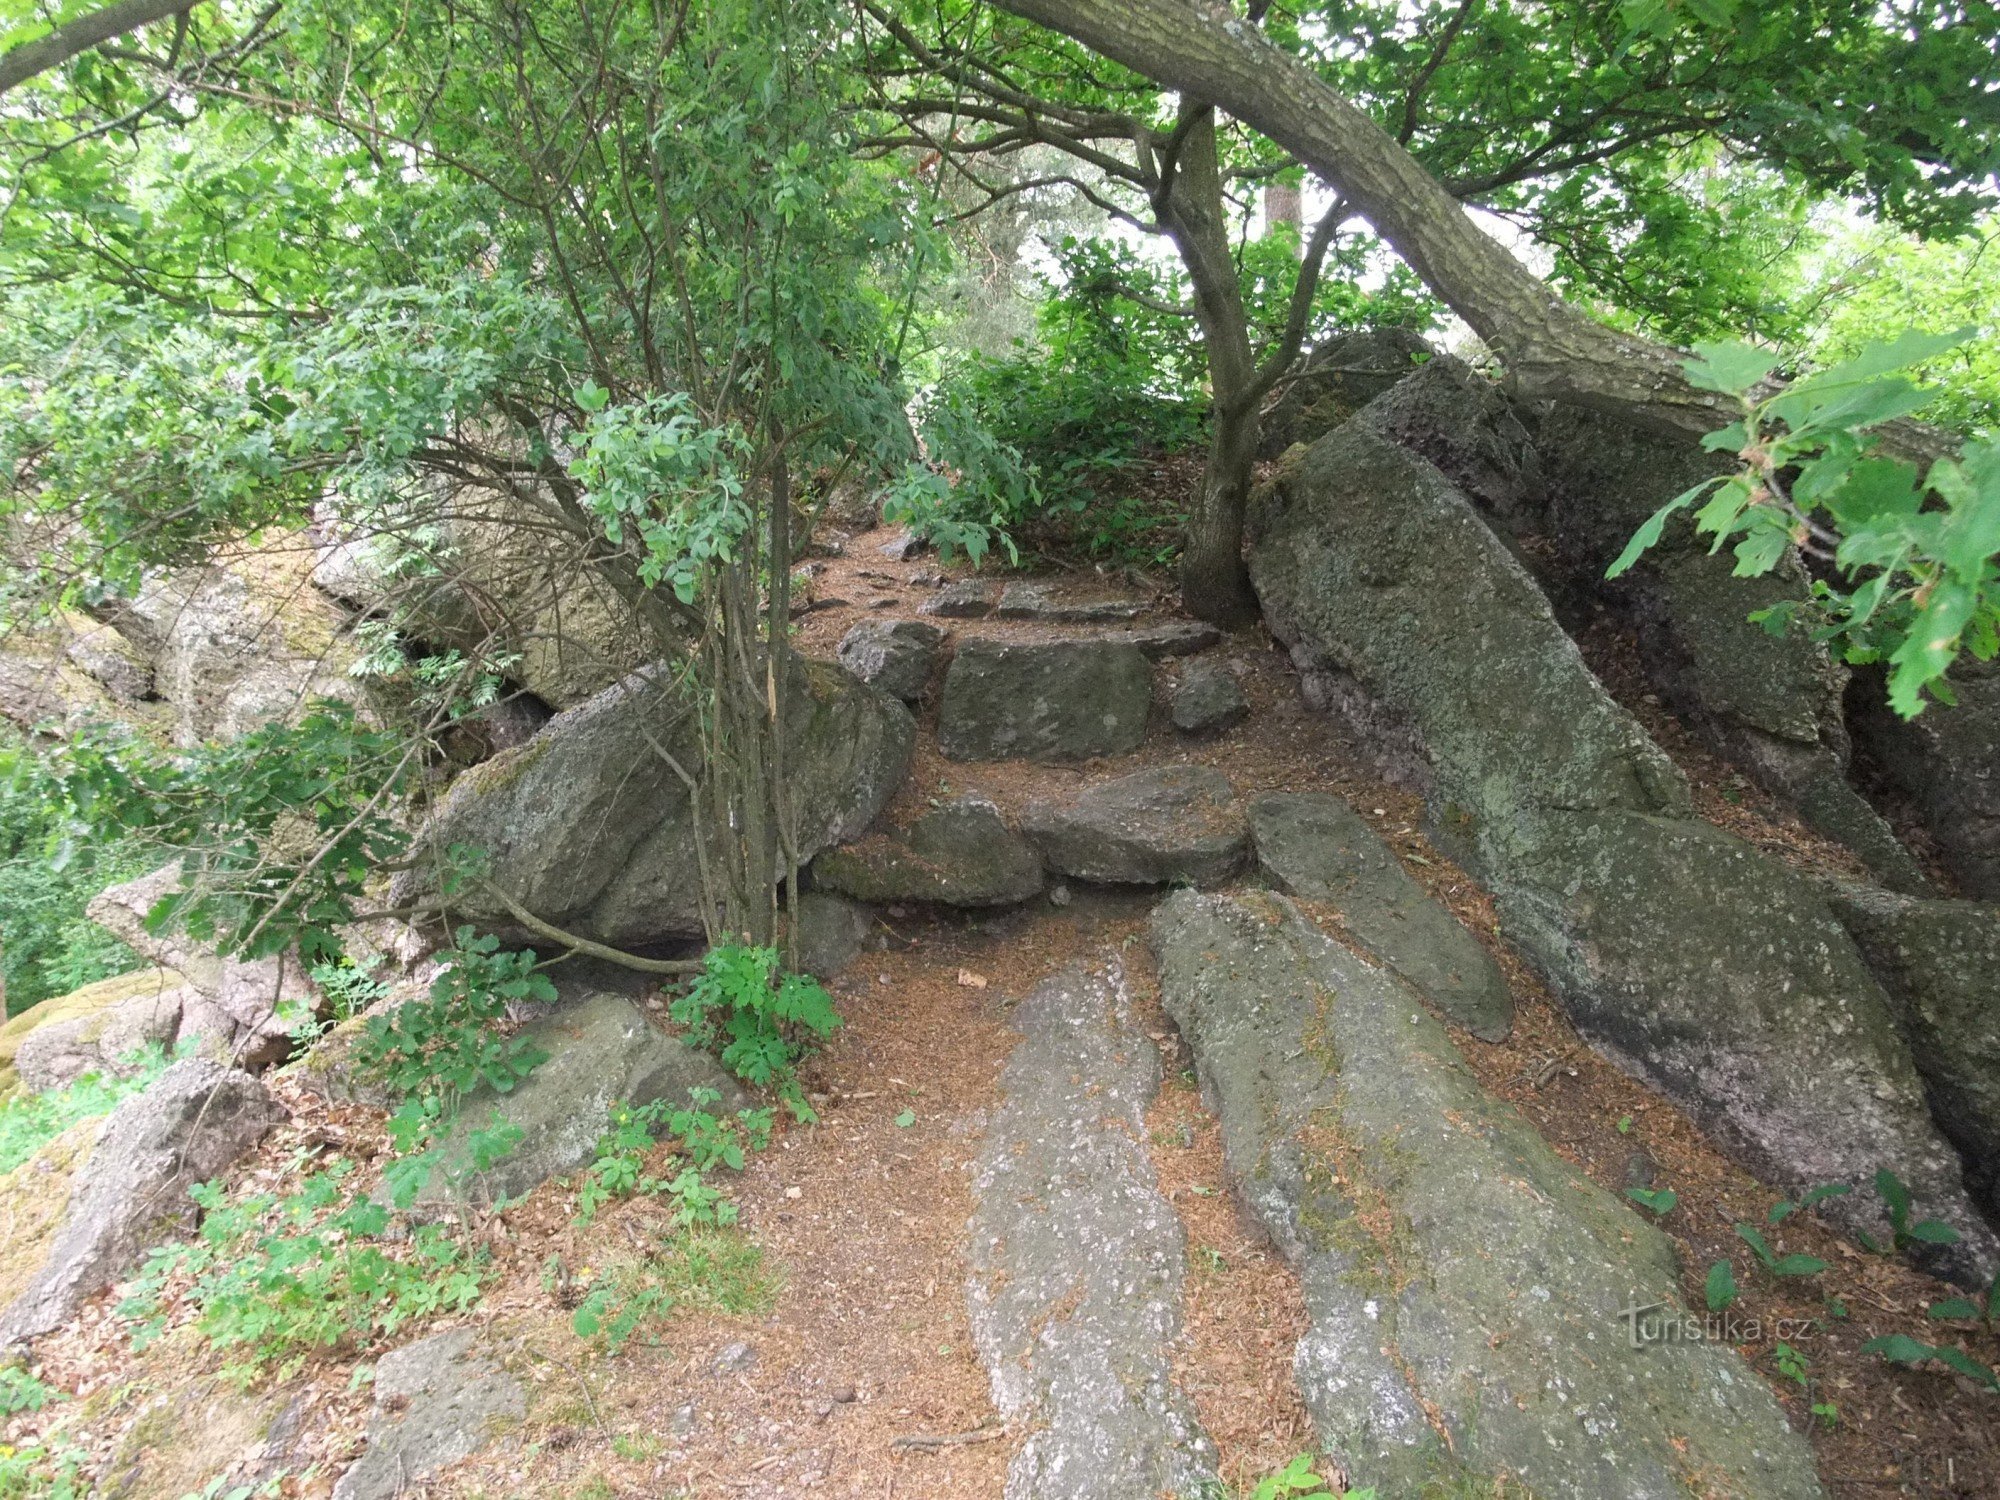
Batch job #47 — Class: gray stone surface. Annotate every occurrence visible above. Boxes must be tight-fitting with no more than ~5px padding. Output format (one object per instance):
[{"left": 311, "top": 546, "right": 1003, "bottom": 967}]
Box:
[
  {"left": 13, "top": 987, "right": 185, "bottom": 1094},
  {"left": 919, "top": 580, "right": 994, "bottom": 618},
  {"left": 0, "top": 1059, "right": 280, "bottom": 1348},
  {"left": 836, "top": 619, "right": 944, "bottom": 701},
  {"left": 405, "top": 992, "right": 742, "bottom": 1212},
  {"left": 1827, "top": 885, "right": 2000, "bottom": 1219},
  {"left": 1258, "top": 326, "right": 1437, "bottom": 459},
  {"left": 967, "top": 962, "right": 1217, "bottom": 1500},
  {"left": 1250, "top": 791, "right": 1511, "bottom": 1041},
  {"left": 789, "top": 891, "right": 872, "bottom": 978},
  {"left": 1022, "top": 765, "right": 1247, "bottom": 887},
  {"left": 393, "top": 658, "right": 914, "bottom": 947},
  {"left": 1150, "top": 890, "right": 1826, "bottom": 1500},
  {"left": 812, "top": 798, "right": 1043, "bottom": 907},
  {"left": 1248, "top": 421, "right": 1998, "bottom": 1280},
  {"left": 1170, "top": 660, "right": 1248, "bottom": 735},
  {"left": 333, "top": 1330, "right": 525, "bottom": 1500},
  {"left": 993, "top": 582, "right": 1145, "bottom": 622},
  {"left": 936, "top": 638, "right": 1152, "bottom": 763},
  {"left": 1116, "top": 621, "right": 1223, "bottom": 660}
]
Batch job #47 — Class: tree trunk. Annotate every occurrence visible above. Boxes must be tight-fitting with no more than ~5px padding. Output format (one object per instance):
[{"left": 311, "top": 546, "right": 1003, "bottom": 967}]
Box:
[
  {"left": 1158, "top": 111, "right": 1263, "bottom": 626},
  {"left": 989, "top": 0, "right": 1734, "bottom": 438}
]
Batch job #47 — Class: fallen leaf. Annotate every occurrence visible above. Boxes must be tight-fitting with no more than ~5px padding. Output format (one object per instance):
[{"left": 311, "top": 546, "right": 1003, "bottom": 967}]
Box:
[{"left": 956, "top": 970, "right": 988, "bottom": 989}]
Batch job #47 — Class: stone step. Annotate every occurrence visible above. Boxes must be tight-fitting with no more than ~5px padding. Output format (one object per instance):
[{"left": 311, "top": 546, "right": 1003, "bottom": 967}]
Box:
[
  {"left": 966, "top": 961, "right": 1218, "bottom": 1500},
  {"left": 1149, "top": 888, "right": 1825, "bottom": 1500}
]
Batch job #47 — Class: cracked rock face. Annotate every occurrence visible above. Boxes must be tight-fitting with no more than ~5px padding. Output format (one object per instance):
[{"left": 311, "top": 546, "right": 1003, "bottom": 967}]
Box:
[
  {"left": 332, "top": 1330, "right": 525, "bottom": 1500},
  {"left": 1247, "top": 421, "right": 1998, "bottom": 1282},
  {"left": 812, "top": 797, "right": 1043, "bottom": 908},
  {"left": 1151, "top": 889, "right": 1826, "bottom": 1500},
  {"left": 836, "top": 618, "right": 945, "bottom": 701},
  {"left": 966, "top": 962, "right": 1217, "bottom": 1500}
]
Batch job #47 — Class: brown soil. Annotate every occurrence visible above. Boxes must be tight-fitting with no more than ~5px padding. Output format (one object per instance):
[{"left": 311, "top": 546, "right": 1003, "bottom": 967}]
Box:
[{"left": 7, "top": 527, "right": 1997, "bottom": 1500}]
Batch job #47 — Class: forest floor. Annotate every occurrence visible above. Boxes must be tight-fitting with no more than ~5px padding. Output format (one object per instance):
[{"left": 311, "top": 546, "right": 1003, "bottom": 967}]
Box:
[{"left": 13, "top": 522, "right": 2000, "bottom": 1500}]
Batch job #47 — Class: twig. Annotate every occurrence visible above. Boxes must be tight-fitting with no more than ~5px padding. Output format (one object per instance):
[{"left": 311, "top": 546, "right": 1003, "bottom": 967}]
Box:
[
  {"left": 526, "top": 1342, "right": 611, "bottom": 1438},
  {"left": 891, "top": 1421, "right": 1009, "bottom": 1452},
  {"left": 476, "top": 879, "right": 703, "bottom": 975}
]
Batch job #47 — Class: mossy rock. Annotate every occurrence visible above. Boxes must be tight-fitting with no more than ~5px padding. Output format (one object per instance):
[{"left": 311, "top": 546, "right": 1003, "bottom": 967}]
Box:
[
  {"left": 0, "top": 969, "right": 187, "bottom": 1098},
  {"left": 0, "top": 1118, "right": 98, "bottom": 1311}
]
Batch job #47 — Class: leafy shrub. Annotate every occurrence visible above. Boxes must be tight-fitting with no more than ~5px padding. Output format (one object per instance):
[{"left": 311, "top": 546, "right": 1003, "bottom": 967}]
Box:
[
  {"left": 0, "top": 739, "right": 145, "bottom": 1015},
  {"left": 0, "top": 1043, "right": 177, "bottom": 1174},
  {"left": 669, "top": 944, "right": 839, "bottom": 1093},
  {"left": 121, "top": 1158, "right": 489, "bottom": 1385},
  {"left": 356, "top": 929, "right": 551, "bottom": 1105},
  {"left": 573, "top": 1089, "right": 775, "bottom": 1228}
]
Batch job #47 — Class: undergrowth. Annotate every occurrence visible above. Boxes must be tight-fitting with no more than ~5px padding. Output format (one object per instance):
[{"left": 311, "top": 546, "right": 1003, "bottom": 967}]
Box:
[
  {"left": 561, "top": 1226, "right": 774, "bottom": 1353},
  {"left": 0, "top": 1043, "right": 176, "bottom": 1174}
]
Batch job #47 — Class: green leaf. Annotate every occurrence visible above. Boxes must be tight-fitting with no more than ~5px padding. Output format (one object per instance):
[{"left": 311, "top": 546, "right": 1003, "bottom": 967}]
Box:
[
  {"left": 894, "top": 1109, "right": 916, "bottom": 1128},
  {"left": 1862, "top": 1332, "right": 1935, "bottom": 1366},
  {"left": 1682, "top": 340, "right": 1778, "bottom": 396},
  {"left": 1905, "top": 1219, "right": 1963, "bottom": 1247},
  {"left": 1932, "top": 1346, "right": 2000, "bottom": 1392},
  {"left": 1771, "top": 1253, "right": 1829, "bottom": 1278},
  {"left": 1625, "top": 1186, "right": 1677, "bottom": 1216},
  {"left": 1704, "top": 1260, "right": 1737, "bottom": 1312},
  {"left": 1607, "top": 479, "right": 1718, "bottom": 577},
  {"left": 1887, "top": 579, "right": 1976, "bottom": 718},
  {"left": 1928, "top": 1298, "right": 1982, "bottom": 1321}
]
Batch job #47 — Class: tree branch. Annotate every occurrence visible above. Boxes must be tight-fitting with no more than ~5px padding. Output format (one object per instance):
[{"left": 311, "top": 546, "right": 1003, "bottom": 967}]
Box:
[{"left": 0, "top": 0, "right": 201, "bottom": 96}]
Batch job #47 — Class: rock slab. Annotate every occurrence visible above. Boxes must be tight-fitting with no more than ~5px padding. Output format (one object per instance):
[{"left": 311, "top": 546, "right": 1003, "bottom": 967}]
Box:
[
  {"left": 836, "top": 618, "right": 944, "bottom": 701},
  {"left": 1151, "top": 890, "right": 1825, "bottom": 1500},
  {"left": 812, "top": 798, "right": 1043, "bottom": 907},
  {"left": 1170, "top": 660, "right": 1249, "bottom": 735},
  {"left": 936, "top": 638, "right": 1151, "bottom": 763},
  {"left": 1250, "top": 791, "right": 1511, "bottom": 1041},
  {"left": 967, "top": 962, "right": 1217, "bottom": 1500},
  {"left": 333, "top": 1330, "right": 525, "bottom": 1500},
  {"left": 0, "top": 1059, "right": 280, "bottom": 1348},
  {"left": 407, "top": 992, "right": 741, "bottom": 1212},
  {"left": 1023, "top": 765, "right": 1247, "bottom": 886}
]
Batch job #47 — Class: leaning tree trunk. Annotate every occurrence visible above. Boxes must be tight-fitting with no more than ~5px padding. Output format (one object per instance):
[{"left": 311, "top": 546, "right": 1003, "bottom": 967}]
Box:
[
  {"left": 990, "top": 0, "right": 1734, "bottom": 439},
  {"left": 1158, "top": 110, "right": 1264, "bottom": 627}
]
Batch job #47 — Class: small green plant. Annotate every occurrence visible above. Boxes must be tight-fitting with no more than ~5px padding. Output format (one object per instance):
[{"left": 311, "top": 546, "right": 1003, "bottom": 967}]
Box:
[
  {"left": 572, "top": 1090, "right": 773, "bottom": 1229},
  {"left": 1735, "top": 1224, "right": 1827, "bottom": 1279},
  {"left": 120, "top": 1158, "right": 490, "bottom": 1384},
  {"left": 669, "top": 944, "right": 839, "bottom": 1091},
  {"left": 1246, "top": 1453, "right": 1336, "bottom": 1500},
  {"left": 1928, "top": 1273, "right": 2000, "bottom": 1331},
  {"left": 0, "top": 1438, "right": 88, "bottom": 1499},
  {"left": 1772, "top": 1341, "right": 1811, "bottom": 1385},
  {"left": 0, "top": 1043, "right": 177, "bottom": 1175},
  {"left": 1625, "top": 1186, "right": 1677, "bottom": 1217},
  {"left": 569, "top": 1227, "right": 773, "bottom": 1353},
  {"left": 1861, "top": 1332, "right": 2000, "bottom": 1392},
  {"left": 357, "top": 929, "right": 552, "bottom": 1104},
  {"left": 1767, "top": 1182, "right": 1852, "bottom": 1225},
  {"left": 1811, "top": 1400, "right": 1840, "bottom": 1428},
  {"left": 1705, "top": 1260, "right": 1739, "bottom": 1312},
  {"left": 1860, "top": 1168, "right": 1963, "bottom": 1255},
  {"left": 1615, "top": 1114, "right": 1633, "bottom": 1134},
  {"left": 0, "top": 1365, "right": 59, "bottom": 1417}
]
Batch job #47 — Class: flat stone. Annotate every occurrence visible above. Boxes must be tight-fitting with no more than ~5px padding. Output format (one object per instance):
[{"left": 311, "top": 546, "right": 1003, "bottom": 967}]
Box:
[
  {"left": 1170, "top": 660, "right": 1248, "bottom": 735},
  {"left": 1022, "top": 766, "right": 1247, "bottom": 886},
  {"left": 0, "top": 1059, "right": 279, "bottom": 1349},
  {"left": 1117, "top": 621, "right": 1223, "bottom": 660},
  {"left": 333, "top": 1330, "right": 524, "bottom": 1500},
  {"left": 968, "top": 962, "right": 1217, "bottom": 1499},
  {"left": 402, "top": 992, "right": 741, "bottom": 1213},
  {"left": 993, "top": 582, "right": 1145, "bottom": 622},
  {"left": 1250, "top": 792, "right": 1511, "bottom": 1041},
  {"left": 878, "top": 531, "right": 925, "bottom": 560},
  {"left": 1150, "top": 890, "right": 1825, "bottom": 1500},
  {"left": 812, "top": 798, "right": 1043, "bottom": 907},
  {"left": 788, "top": 891, "right": 871, "bottom": 978},
  {"left": 936, "top": 638, "right": 1152, "bottom": 763},
  {"left": 836, "top": 619, "right": 944, "bottom": 701},
  {"left": 918, "top": 580, "right": 994, "bottom": 618}
]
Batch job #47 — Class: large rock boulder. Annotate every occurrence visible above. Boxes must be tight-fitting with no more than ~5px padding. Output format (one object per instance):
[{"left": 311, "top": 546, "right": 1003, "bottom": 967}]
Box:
[
  {"left": 1022, "top": 765, "right": 1248, "bottom": 886},
  {"left": 399, "top": 991, "right": 742, "bottom": 1214},
  {"left": 1529, "top": 400, "right": 1929, "bottom": 894},
  {"left": 12, "top": 978, "right": 186, "bottom": 1094},
  {"left": 1250, "top": 792, "right": 1511, "bottom": 1041},
  {"left": 332, "top": 1329, "right": 525, "bottom": 1500},
  {"left": 1826, "top": 886, "right": 2000, "bottom": 1219},
  {"left": 1247, "top": 420, "right": 1997, "bottom": 1279},
  {"left": 811, "top": 797, "right": 1043, "bottom": 907},
  {"left": 835, "top": 618, "right": 944, "bottom": 701},
  {"left": 393, "top": 657, "right": 914, "bottom": 947},
  {"left": 0, "top": 969, "right": 189, "bottom": 1100},
  {"left": 1257, "top": 326, "right": 1437, "bottom": 459},
  {"left": 936, "top": 638, "right": 1152, "bottom": 762},
  {"left": 968, "top": 963, "right": 1218, "bottom": 1499},
  {"left": 1847, "top": 659, "right": 2000, "bottom": 900},
  {"left": 96, "top": 548, "right": 366, "bottom": 749},
  {"left": 1151, "top": 890, "right": 1825, "bottom": 1499},
  {"left": 0, "top": 1059, "right": 280, "bottom": 1348}
]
